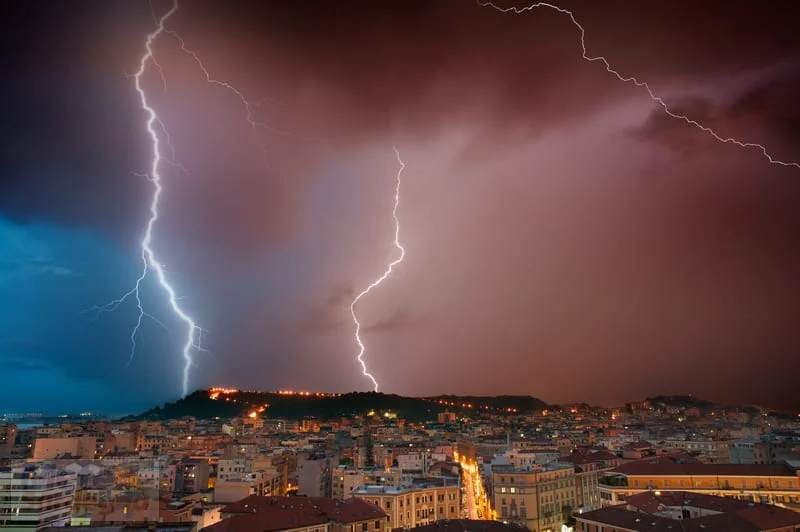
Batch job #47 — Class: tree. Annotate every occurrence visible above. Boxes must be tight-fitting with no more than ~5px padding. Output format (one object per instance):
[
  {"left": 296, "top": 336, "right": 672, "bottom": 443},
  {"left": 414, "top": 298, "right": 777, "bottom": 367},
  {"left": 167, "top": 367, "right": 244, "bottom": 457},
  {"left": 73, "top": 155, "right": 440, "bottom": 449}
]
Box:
[{"left": 562, "top": 504, "right": 576, "bottom": 527}]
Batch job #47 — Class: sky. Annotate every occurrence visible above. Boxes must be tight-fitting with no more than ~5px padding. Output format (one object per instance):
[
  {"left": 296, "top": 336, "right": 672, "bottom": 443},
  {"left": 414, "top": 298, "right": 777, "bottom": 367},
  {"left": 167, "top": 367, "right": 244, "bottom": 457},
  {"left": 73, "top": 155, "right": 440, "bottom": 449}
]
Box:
[{"left": 1, "top": 0, "right": 799, "bottom": 414}]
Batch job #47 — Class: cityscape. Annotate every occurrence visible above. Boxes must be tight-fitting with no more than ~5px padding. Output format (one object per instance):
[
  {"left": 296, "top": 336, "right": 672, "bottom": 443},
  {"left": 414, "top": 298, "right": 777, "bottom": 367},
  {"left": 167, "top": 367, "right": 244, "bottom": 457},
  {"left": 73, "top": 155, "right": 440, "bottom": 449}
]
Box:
[
  {"left": 2, "top": 1, "right": 800, "bottom": 532},
  {"left": 1, "top": 392, "right": 800, "bottom": 532}
]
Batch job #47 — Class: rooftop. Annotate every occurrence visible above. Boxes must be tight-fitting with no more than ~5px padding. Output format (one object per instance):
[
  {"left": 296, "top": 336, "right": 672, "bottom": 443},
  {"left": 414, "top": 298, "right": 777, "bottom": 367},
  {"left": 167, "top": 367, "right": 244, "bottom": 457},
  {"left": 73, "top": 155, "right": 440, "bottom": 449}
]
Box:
[
  {"left": 579, "top": 492, "right": 800, "bottom": 532},
  {"left": 219, "top": 495, "right": 386, "bottom": 526},
  {"left": 611, "top": 456, "right": 798, "bottom": 478},
  {"left": 394, "top": 520, "right": 529, "bottom": 532}
]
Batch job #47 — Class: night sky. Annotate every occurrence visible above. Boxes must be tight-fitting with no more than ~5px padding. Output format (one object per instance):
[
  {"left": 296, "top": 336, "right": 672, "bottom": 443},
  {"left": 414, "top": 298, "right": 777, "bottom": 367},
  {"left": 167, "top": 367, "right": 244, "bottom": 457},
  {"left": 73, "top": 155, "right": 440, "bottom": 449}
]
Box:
[{"left": 1, "top": 0, "right": 799, "bottom": 414}]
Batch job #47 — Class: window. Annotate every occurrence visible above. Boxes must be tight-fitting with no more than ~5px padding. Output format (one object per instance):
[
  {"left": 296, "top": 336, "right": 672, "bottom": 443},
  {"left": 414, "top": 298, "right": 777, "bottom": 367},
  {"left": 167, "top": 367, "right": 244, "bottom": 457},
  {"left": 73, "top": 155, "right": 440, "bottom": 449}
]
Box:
[
  {"left": 386, "top": 501, "right": 391, "bottom": 509},
  {"left": 374, "top": 520, "right": 381, "bottom": 529},
  {"left": 362, "top": 523, "right": 368, "bottom": 532}
]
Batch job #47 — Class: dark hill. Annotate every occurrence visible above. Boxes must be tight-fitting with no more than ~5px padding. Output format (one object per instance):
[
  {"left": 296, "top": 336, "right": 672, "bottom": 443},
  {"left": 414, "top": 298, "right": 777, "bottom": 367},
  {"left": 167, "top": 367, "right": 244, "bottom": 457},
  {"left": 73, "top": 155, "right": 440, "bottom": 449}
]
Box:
[{"left": 140, "top": 390, "right": 548, "bottom": 422}]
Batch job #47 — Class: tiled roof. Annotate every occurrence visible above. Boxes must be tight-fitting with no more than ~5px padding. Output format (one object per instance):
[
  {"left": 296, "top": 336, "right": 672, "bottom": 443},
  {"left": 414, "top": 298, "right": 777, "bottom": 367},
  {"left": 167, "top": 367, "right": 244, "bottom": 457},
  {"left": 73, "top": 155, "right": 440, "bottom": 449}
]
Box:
[
  {"left": 203, "top": 511, "right": 328, "bottom": 532},
  {"left": 583, "top": 492, "right": 800, "bottom": 532},
  {"left": 611, "top": 456, "right": 795, "bottom": 477},
  {"left": 220, "top": 495, "right": 385, "bottom": 525},
  {"left": 393, "top": 520, "right": 527, "bottom": 532}
]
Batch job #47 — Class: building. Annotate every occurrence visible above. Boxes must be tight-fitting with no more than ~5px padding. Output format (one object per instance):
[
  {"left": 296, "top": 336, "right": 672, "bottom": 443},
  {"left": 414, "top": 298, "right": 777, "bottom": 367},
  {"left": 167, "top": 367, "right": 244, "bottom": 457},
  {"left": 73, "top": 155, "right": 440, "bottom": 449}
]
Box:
[
  {"left": 331, "top": 467, "right": 402, "bottom": 500},
  {"left": 216, "top": 495, "right": 387, "bottom": 532},
  {"left": 32, "top": 436, "right": 96, "bottom": 460},
  {"left": 438, "top": 412, "right": 456, "bottom": 424},
  {"left": 491, "top": 462, "right": 577, "bottom": 532},
  {"left": 42, "top": 524, "right": 194, "bottom": 532},
  {"left": 564, "top": 450, "right": 620, "bottom": 514},
  {"left": 731, "top": 440, "right": 774, "bottom": 465},
  {"left": 351, "top": 482, "right": 461, "bottom": 530},
  {"left": 0, "top": 426, "right": 16, "bottom": 458},
  {"left": 659, "top": 438, "right": 731, "bottom": 463},
  {"left": 410, "top": 520, "right": 538, "bottom": 532},
  {"left": 396, "top": 452, "right": 429, "bottom": 475},
  {"left": 214, "top": 469, "right": 283, "bottom": 503},
  {"left": 0, "top": 465, "right": 77, "bottom": 531},
  {"left": 577, "top": 491, "right": 800, "bottom": 531},
  {"left": 168, "top": 459, "right": 210, "bottom": 494},
  {"left": 297, "top": 454, "right": 336, "bottom": 498},
  {"left": 599, "top": 456, "right": 800, "bottom": 508}
]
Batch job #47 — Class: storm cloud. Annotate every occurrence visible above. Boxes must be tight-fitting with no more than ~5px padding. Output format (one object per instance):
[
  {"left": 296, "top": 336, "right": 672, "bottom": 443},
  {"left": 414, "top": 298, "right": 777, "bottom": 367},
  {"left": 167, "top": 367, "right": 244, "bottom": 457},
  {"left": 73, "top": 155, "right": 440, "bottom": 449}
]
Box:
[{"left": 1, "top": 0, "right": 799, "bottom": 412}]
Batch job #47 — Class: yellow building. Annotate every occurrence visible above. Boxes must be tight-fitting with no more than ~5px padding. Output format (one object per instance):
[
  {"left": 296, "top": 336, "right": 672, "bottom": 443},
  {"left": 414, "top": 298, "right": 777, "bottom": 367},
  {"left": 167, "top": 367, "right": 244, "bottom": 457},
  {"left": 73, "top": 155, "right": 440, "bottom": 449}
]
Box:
[
  {"left": 351, "top": 482, "right": 461, "bottom": 530},
  {"left": 599, "top": 456, "right": 800, "bottom": 510},
  {"left": 491, "top": 462, "right": 577, "bottom": 532}
]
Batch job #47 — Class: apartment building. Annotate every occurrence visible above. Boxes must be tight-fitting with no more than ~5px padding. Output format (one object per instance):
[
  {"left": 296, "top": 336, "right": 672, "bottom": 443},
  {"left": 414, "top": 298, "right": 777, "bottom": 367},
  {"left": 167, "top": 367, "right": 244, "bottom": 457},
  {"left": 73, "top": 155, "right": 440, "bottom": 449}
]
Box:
[
  {"left": 32, "top": 437, "right": 96, "bottom": 460},
  {"left": 167, "top": 459, "right": 210, "bottom": 494},
  {"left": 577, "top": 490, "right": 800, "bottom": 532},
  {"left": 491, "top": 462, "right": 578, "bottom": 532},
  {"left": 659, "top": 438, "right": 732, "bottom": 463},
  {"left": 599, "top": 456, "right": 800, "bottom": 508},
  {"left": 297, "top": 454, "right": 337, "bottom": 498},
  {"left": 0, "top": 427, "right": 16, "bottom": 458},
  {"left": 0, "top": 465, "right": 77, "bottom": 531},
  {"left": 351, "top": 482, "right": 461, "bottom": 530},
  {"left": 331, "top": 467, "right": 402, "bottom": 500}
]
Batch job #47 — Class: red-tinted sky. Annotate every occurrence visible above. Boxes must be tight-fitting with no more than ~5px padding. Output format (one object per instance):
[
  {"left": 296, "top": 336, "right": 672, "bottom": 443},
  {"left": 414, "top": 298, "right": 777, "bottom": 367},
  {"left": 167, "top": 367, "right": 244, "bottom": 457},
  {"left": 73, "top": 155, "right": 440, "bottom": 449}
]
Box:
[{"left": 0, "top": 0, "right": 798, "bottom": 412}]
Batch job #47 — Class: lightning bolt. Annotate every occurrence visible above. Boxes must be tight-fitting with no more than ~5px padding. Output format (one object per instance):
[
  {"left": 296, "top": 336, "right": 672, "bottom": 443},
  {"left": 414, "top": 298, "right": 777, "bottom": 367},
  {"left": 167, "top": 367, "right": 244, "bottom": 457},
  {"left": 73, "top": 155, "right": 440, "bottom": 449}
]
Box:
[
  {"left": 350, "top": 148, "right": 407, "bottom": 392},
  {"left": 479, "top": 1, "right": 800, "bottom": 168},
  {"left": 132, "top": 0, "right": 201, "bottom": 397},
  {"left": 85, "top": 0, "right": 202, "bottom": 397},
  {"left": 87, "top": 0, "right": 315, "bottom": 395}
]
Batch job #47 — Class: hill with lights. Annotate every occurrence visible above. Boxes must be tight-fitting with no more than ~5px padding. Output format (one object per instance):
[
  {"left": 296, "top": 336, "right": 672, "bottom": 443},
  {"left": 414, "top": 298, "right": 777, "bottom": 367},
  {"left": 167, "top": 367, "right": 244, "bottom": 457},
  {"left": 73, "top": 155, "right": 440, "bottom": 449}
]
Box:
[{"left": 138, "top": 389, "right": 548, "bottom": 422}]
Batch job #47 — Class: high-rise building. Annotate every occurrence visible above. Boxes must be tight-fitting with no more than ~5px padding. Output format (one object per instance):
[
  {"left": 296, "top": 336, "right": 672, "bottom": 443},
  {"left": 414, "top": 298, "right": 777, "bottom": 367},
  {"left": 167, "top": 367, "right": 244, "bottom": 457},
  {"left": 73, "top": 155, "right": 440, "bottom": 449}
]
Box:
[{"left": 0, "top": 465, "right": 77, "bottom": 531}]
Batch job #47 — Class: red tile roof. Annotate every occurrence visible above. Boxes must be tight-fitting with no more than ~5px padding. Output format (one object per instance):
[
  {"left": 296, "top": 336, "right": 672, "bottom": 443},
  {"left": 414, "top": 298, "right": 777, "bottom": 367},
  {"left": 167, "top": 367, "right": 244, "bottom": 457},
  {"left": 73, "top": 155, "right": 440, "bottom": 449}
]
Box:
[
  {"left": 564, "top": 450, "right": 618, "bottom": 465},
  {"left": 204, "top": 511, "right": 328, "bottom": 532},
  {"left": 393, "top": 520, "right": 527, "bottom": 532},
  {"left": 611, "top": 456, "right": 795, "bottom": 477},
  {"left": 625, "top": 491, "right": 753, "bottom": 514},
  {"left": 585, "top": 491, "right": 800, "bottom": 532},
  {"left": 220, "top": 495, "right": 386, "bottom": 525}
]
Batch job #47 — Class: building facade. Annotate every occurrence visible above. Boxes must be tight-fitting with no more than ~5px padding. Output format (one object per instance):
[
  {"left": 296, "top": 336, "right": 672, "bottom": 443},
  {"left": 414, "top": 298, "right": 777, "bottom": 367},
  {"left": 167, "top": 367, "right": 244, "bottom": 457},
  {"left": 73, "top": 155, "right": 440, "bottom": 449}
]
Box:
[
  {"left": 351, "top": 483, "right": 461, "bottom": 530},
  {"left": 0, "top": 466, "right": 77, "bottom": 531},
  {"left": 599, "top": 457, "right": 800, "bottom": 509},
  {"left": 491, "top": 462, "right": 577, "bottom": 532}
]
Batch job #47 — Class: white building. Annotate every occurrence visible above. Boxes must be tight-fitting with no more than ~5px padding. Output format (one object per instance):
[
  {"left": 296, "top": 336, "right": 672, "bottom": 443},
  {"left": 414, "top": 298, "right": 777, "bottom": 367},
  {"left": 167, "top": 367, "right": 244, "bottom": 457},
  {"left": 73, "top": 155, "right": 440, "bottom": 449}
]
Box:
[
  {"left": 396, "top": 452, "right": 429, "bottom": 474},
  {"left": 0, "top": 465, "right": 77, "bottom": 531}
]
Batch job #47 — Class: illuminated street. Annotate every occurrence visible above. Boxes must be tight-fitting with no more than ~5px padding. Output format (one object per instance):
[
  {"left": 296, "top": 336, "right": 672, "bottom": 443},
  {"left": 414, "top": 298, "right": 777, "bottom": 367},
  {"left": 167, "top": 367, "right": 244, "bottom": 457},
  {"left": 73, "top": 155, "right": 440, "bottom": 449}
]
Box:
[{"left": 456, "top": 453, "right": 492, "bottom": 521}]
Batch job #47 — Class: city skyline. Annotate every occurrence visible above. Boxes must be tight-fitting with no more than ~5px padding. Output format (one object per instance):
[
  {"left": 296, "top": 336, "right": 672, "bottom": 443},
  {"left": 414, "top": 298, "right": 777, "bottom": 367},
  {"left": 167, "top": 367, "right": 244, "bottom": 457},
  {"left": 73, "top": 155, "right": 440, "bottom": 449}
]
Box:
[{"left": 1, "top": 0, "right": 799, "bottom": 413}]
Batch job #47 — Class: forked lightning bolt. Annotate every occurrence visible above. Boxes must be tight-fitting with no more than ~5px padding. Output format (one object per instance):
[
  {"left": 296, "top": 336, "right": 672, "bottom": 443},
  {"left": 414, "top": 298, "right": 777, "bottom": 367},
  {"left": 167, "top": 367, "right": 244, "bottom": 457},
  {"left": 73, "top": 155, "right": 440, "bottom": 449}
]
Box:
[
  {"left": 479, "top": 1, "right": 800, "bottom": 168},
  {"left": 86, "top": 0, "right": 202, "bottom": 397},
  {"left": 133, "top": 0, "right": 201, "bottom": 397},
  {"left": 86, "top": 0, "right": 301, "bottom": 395},
  {"left": 350, "top": 148, "right": 406, "bottom": 392}
]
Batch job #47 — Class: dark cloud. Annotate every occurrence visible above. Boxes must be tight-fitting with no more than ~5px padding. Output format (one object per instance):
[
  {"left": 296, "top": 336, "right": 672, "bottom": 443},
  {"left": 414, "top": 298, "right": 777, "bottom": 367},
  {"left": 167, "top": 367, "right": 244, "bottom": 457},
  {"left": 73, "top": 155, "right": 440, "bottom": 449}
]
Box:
[
  {"left": 630, "top": 66, "right": 800, "bottom": 159},
  {"left": 295, "top": 284, "right": 354, "bottom": 334},
  {"left": 363, "top": 307, "right": 416, "bottom": 334}
]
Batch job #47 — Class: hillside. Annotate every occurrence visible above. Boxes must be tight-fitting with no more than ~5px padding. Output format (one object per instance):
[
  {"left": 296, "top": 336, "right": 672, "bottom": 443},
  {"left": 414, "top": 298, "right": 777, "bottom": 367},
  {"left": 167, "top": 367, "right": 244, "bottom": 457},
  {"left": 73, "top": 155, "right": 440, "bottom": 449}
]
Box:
[{"left": 139, "top": 390, "right": 548, "bottom": 422}]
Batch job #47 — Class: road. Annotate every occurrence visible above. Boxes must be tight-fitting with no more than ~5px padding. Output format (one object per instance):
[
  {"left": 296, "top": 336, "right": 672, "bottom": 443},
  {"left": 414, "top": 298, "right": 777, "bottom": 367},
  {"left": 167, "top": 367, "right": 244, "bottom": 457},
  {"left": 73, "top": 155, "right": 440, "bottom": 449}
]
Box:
[{"left": 458, "top": 458, "right": 490, "bottom": 520}]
